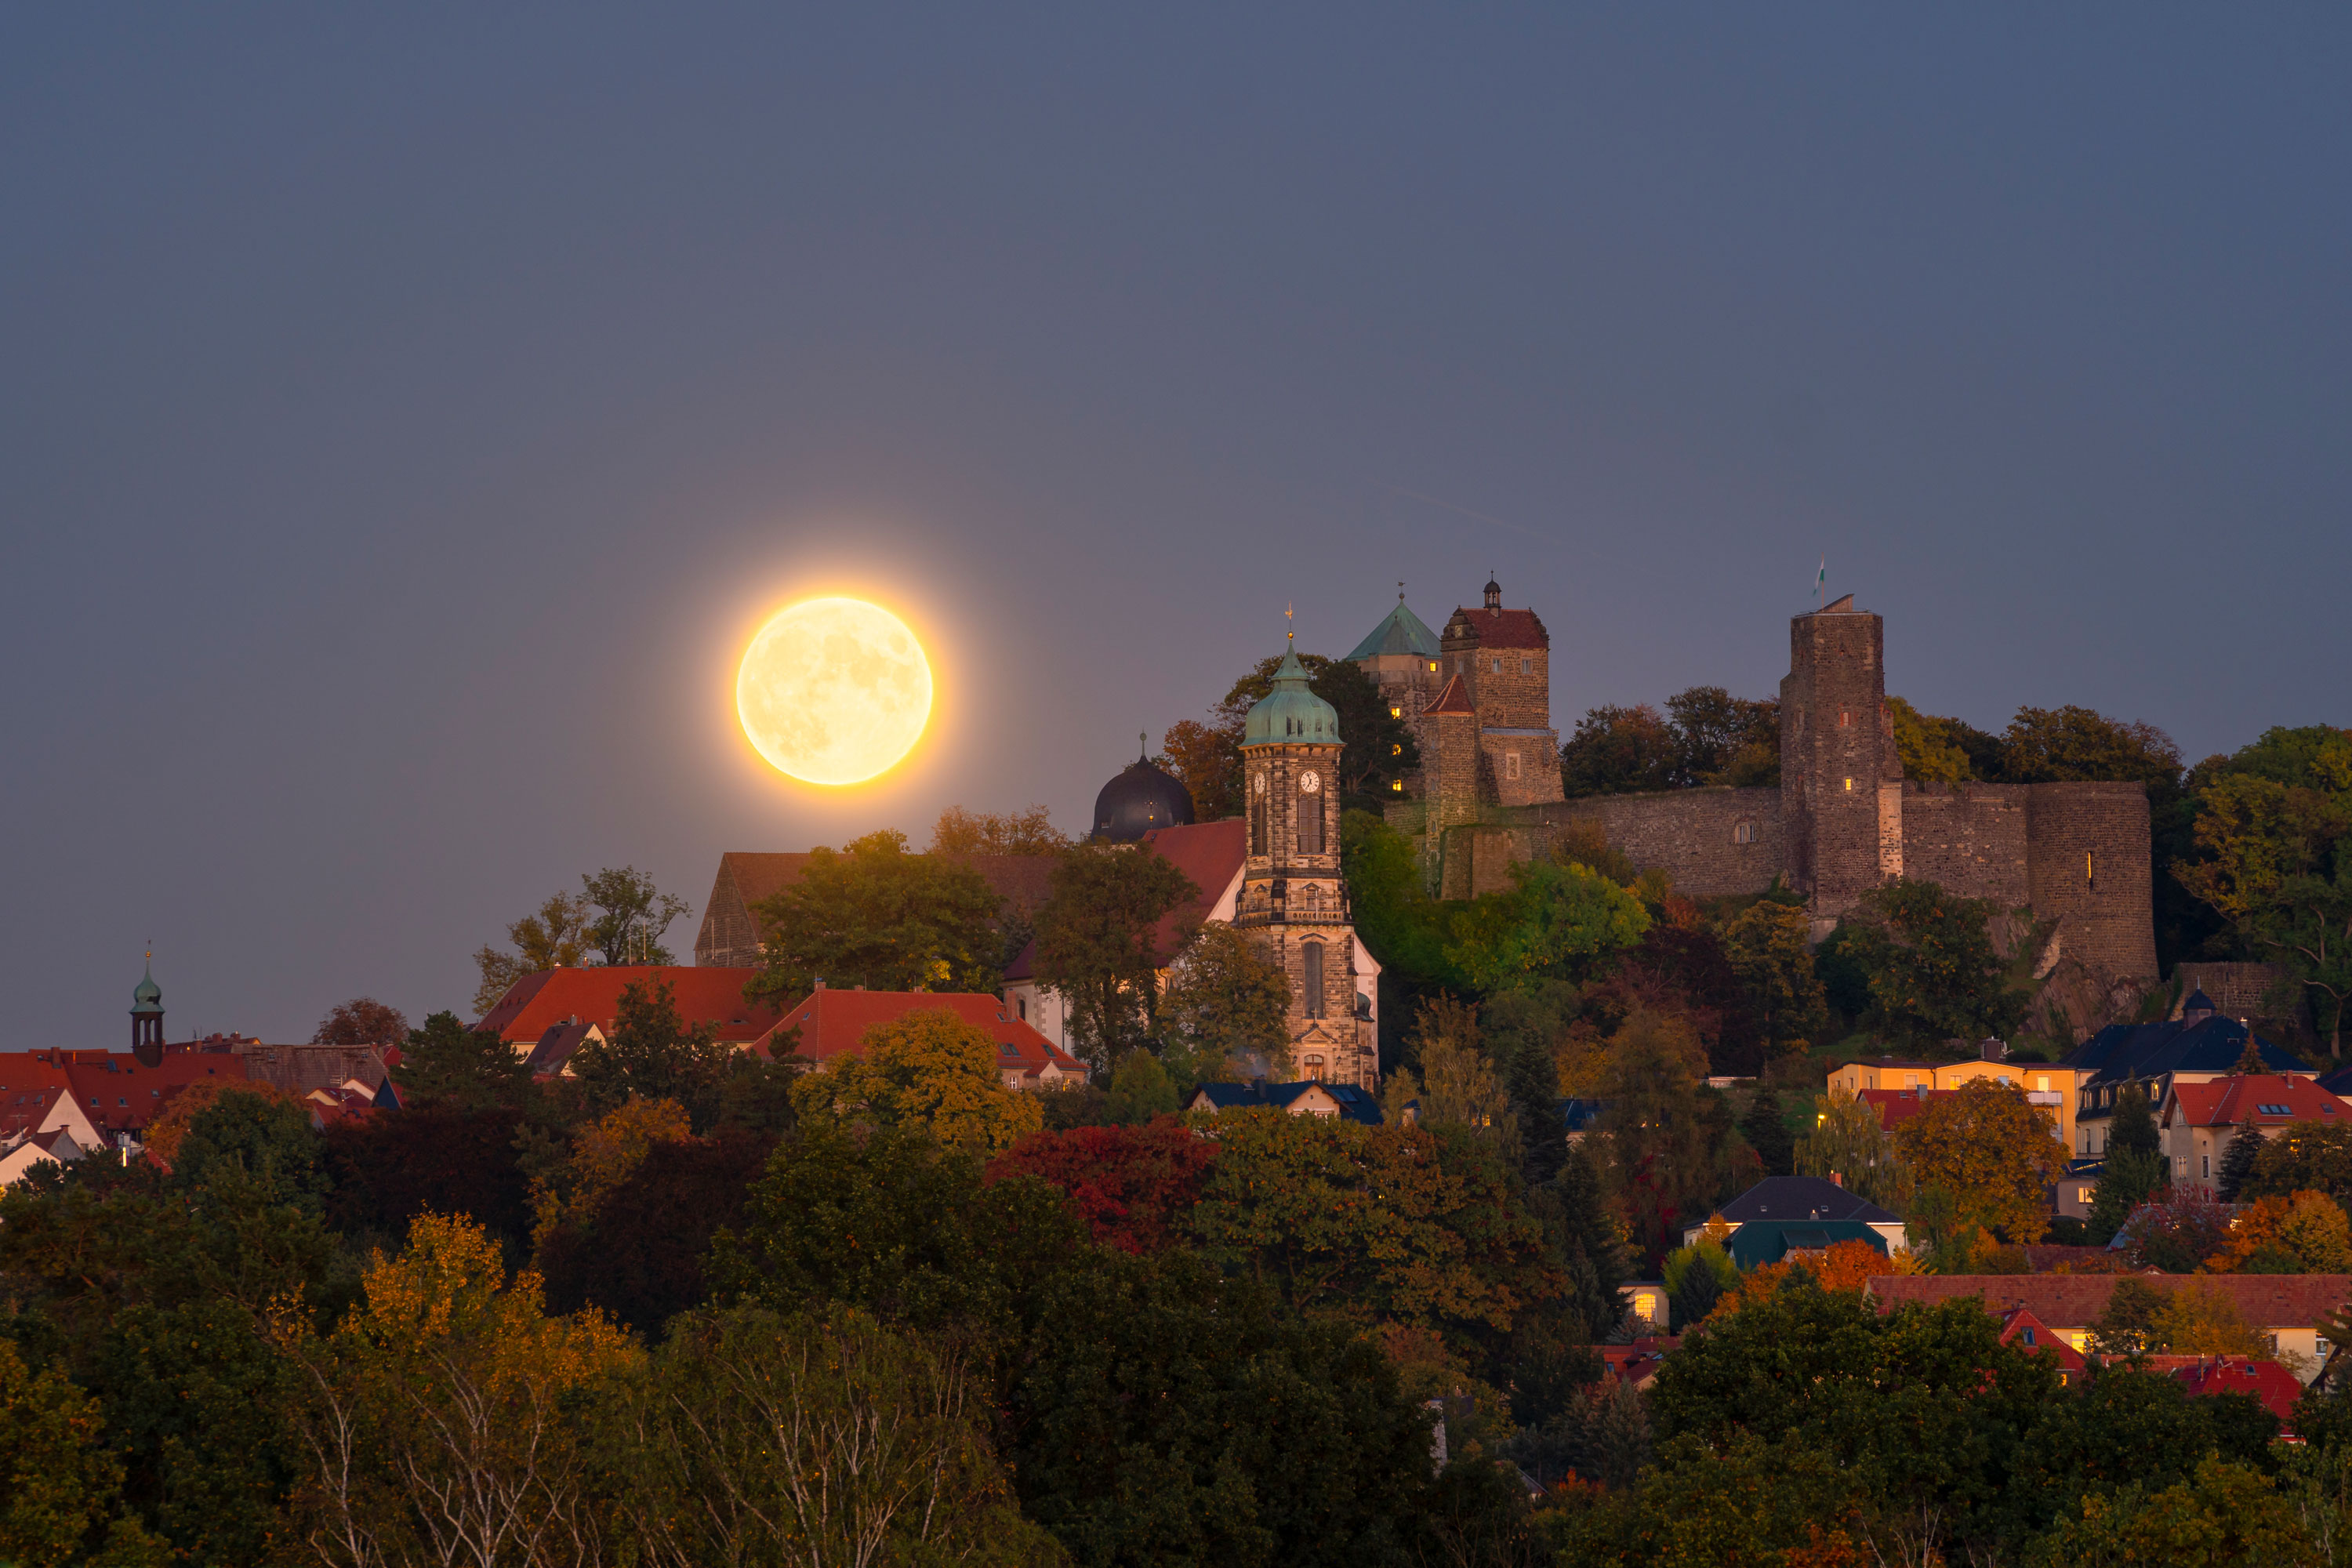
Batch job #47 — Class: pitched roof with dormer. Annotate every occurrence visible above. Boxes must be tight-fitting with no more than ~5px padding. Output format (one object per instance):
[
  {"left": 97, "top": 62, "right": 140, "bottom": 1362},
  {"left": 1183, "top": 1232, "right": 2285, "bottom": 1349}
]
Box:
[
  {"left": 1186, "top": 1081, "right": 1384, "bottom": 1125},
  {"left": 1440, "top": 605, "right": 1550, "bottom": 651},
  {"left": 2063, "top": 1013, "right": 2307, "bottom": 1089},
  {"left": 1715, "top": 1175, "right": 1900, "bottom": 1226},
  {"left": 2166, "top": 1074, "right": 2348, "bottom": 1130}
]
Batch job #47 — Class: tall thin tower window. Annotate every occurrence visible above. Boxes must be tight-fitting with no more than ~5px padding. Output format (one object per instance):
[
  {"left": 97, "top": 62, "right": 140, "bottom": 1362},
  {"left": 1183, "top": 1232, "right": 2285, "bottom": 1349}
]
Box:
[{"left": 1302, "top": 942, "right": 1326, "bottom": 1018}]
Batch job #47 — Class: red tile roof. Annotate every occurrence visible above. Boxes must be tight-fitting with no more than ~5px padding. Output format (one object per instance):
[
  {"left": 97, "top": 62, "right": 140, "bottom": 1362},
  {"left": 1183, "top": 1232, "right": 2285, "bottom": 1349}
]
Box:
[
  {"left": 1442, "top": 606, "right": 1550, "bottom": 650},
  {"left": 1859, "top": 1087, "right": 1953, "bottom": 1131},
  {"left": 1138, "top": 819, "right": 1247, "bottom": 962},
  {"left": 1869, "top": 1272, "right": 2352, "bottom": 1329},
  {"left": 2167, "top": 1074, "right": 2348, "bottom": 1129},
  {"left": 476, "top": 967, "right": 779, "bottom": 1047},
  {"left": 0, "top": 1050, "right": 252, "bottom": 1140},
  {"left": 1996, "top": 1307, "right": 2088, "bottom": 1375},
  {"left": 1422, "top": 674, "right": 1477, "bottom": 717},
  {"left": 756, "top": 989, "right": 1086, "bottom": 1080},
  {"left": 2168, "top": 1357, "right": 2305, "bottom": 1425},
  {"left": 1003, "top": 822, "right": 1248, "bottom": 980}
]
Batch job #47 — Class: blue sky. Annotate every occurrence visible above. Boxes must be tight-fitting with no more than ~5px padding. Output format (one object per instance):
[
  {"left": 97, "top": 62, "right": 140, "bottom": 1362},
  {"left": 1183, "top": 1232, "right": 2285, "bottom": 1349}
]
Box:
[{"left": 4, "top": 7, "right": 2346, "bottom": 1040}]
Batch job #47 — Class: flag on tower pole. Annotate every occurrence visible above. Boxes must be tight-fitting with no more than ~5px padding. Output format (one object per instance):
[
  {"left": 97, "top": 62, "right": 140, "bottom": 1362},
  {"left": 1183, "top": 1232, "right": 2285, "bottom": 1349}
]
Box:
[{"left": 1814, "top": 556, "right": 1827, "bottom": 608}]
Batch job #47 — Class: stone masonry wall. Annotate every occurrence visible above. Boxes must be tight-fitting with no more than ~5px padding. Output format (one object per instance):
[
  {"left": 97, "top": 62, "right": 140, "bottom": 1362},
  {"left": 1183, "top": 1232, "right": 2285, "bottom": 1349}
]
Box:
[
  {"left": 2026, "top": 782, "right": 2158, "bottom": 980},
  {"left": 1459, "top": 788, "right": 1789, "bottom": 898},
  {"left": 1899, "top": 784, "right": 2032, "bottom": 906},
  {"left": 1780, "top": 607, "right": 1893, "bottom": 916},
  {"left": 1456, "top": 646, "right": 1552, "bottom": 732}
]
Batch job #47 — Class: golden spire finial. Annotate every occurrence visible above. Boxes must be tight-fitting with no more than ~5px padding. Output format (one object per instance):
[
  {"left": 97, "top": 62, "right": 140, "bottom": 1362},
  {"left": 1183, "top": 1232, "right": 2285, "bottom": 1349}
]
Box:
[{"left": 1285, "top": 601, "right": 1294, "bottom": 643}]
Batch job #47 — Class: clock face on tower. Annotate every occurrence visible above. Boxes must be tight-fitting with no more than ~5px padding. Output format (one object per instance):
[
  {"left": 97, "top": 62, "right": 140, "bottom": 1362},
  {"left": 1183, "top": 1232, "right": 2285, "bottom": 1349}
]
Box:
[{"left": 1300, "top": 771, "right": 1320, "bottom": 793}]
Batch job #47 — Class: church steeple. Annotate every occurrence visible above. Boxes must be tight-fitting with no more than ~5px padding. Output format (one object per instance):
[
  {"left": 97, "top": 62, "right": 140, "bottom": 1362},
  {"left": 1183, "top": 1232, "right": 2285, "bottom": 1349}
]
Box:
[{"left": 131, "top": 954, "right": 165, "bottom": 1061}]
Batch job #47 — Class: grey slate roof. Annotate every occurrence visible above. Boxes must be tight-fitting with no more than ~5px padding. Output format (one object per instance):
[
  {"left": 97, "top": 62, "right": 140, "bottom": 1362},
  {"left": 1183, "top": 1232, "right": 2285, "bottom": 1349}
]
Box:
[
  {"left": 1190, "top": 1080, "right": 1384, "bottom": 1125},
  {"left": 1715, "top": 1175, "right": 1900, "bottom": 1226},
  {"left": 2060, "top": 1013, "right": 2305, "bottom": 1092}
]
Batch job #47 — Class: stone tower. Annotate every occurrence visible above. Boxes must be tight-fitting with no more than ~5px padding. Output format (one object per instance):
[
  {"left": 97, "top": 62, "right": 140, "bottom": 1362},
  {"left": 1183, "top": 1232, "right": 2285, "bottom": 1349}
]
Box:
[
  {"left": 1779, "top": 594, "right": 1902, "bottom": 928},
  {"left": 1239, "top": 644, "right": 1377, "bottom": 1088}
]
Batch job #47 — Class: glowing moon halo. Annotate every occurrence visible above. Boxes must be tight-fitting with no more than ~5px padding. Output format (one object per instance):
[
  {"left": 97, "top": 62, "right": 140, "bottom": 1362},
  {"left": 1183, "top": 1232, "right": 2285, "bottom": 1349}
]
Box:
[{"left": 736, "top": 597, "right": 933, "bottom": 786}]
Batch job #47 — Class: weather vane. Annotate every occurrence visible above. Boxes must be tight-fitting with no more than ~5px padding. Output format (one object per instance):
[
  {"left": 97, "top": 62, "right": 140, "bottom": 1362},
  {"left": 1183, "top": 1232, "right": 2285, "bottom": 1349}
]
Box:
[{"left": 1285, "top": 601, "right": 1294, "bottom": 643}]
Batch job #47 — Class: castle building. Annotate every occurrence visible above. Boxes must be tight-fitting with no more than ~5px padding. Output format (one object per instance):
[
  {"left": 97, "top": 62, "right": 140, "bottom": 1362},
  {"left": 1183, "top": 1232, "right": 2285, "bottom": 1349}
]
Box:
[{"left": 1358, "top": 587, "right": 2158, "bottom": 987}]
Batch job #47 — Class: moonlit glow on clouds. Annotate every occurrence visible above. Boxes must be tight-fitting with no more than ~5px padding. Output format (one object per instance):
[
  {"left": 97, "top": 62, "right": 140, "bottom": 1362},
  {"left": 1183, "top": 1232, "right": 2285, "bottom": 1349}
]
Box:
[{"left": 736, "top": 597, "right": 933, "bottom": 786}]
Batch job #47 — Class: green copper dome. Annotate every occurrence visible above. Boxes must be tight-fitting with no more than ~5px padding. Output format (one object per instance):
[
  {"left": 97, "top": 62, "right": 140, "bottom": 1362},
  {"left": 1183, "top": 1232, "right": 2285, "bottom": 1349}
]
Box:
[
  {"left": 1242, "top": 647, "right": 1341, "bottom": 748},
  {"left": 131, "top": 959, "right": 162, "bottom": 1014}
]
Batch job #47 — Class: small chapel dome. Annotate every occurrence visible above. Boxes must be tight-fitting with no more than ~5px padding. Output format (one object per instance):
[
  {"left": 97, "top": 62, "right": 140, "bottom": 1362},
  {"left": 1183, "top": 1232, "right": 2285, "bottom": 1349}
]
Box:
[
  {"left": 1092, "top": 745, "right": 1196, "bottom": 842},
  {"left": 1243, "top": 648, "right": 1341, "bottom": 748}
]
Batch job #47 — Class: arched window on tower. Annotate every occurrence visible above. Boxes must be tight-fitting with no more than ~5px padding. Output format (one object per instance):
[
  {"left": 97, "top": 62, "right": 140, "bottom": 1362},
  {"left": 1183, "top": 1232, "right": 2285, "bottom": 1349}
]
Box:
[{"left": 1302, "top": 940, "right": 1326, "bottom": 1018}]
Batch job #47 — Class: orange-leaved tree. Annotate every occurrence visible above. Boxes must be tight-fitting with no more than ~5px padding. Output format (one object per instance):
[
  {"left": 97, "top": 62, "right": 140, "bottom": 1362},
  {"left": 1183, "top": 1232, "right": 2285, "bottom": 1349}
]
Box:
[
  {"left": 1891, "top": 1078, "right": 2066, "bottom": 1240},
  {"left": 528, "top": 1095, "right": 694, "bottom": 1248},
  {"left": 2208, "top": 1189, "right": 2352, "bottom": 1274},
  {"left": 1716, "top": 1240, "right": 1917, "bottom": 1319},
  {"left": 272, "top": 1210, "right": 639, "bottom": 1568}
]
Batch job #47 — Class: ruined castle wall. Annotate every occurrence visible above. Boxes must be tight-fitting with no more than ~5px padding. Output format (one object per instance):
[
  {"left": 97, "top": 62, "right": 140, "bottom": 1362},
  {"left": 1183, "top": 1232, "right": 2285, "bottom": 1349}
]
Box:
[
  {"left": 1897, "top": 784, "right": 2032, "bottom": 906},
  {"left": 1468, "top": 789, "right": 1789, "bottom": 898},
  {"left": 2026, "top": 782, "right": 2157, "bottom": 980}
]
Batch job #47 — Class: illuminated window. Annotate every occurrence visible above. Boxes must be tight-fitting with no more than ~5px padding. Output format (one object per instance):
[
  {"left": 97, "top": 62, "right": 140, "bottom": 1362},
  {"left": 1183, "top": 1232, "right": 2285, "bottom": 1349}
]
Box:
[
  {"left": 1392, "top": 743, "right": 1403, "bottom": 757},
  {"left": 1427, "top": 661, "right": 1437, "bottom": 672},
  {"left": 1840, "top": 709, "right": 1851, "bottom": 727},
  {"left": 1843, "top": 778, "right": 1853, "bottom": 792},
  {"left": 1390, "top": 779, "right": 1403, "bottom": 793},
  {"left": 1389, "top": 706, "right": 1402, "bottom": 718}
]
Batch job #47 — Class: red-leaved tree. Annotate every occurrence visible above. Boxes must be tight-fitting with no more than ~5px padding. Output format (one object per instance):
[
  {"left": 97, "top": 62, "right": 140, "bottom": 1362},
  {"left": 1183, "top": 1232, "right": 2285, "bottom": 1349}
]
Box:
[{"left": 987, "top": 1120, "right": 1217, "bottom": 1254}]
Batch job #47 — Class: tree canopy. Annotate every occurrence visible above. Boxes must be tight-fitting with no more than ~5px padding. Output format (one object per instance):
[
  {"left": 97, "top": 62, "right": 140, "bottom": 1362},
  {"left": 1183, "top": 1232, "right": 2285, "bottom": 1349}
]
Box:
[{"left": 746, "top": 829, "right": 1009, "bottom": 1004}]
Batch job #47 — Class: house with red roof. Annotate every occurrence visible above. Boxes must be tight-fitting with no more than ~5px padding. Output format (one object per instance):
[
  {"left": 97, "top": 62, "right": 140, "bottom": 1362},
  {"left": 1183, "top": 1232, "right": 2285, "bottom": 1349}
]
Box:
[
  {"left": 2165, "top": 1356, "right": 2307, "bottom": 1428},
  {"left": 2161, "top": 1073, "right": 2350, "bottom": 1196},
  {"left": 1995, "top": 1306, "right": 2089, "bottom": 1383},
  {"left": 476, "top": 967, "right": 781, "bottom": 1053},
  {"left": 0, "top": 1047, "right": 250, "bottom": 1152},
  {"left": 753, "top": 987, "right": 1087, "bottom": 1091},
  {"left": 1868, "top": 1273, "right": 2352, "bottom": 1383}
]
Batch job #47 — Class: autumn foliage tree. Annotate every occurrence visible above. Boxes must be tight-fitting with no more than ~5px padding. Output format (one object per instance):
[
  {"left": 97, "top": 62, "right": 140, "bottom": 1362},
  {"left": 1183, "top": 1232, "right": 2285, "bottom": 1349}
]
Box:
[
  {"left": 273, "top": 1211, "right": 639, "bottom": 1567},
  {"left": 988, "top": 1120, "right": 1218, "bottom": 1254},
  {"left": 1891, "top": 1078, "right": 2067, "bottom": 1241},
  {"left": 789, "top": 1007, "right": 1044, "bottom": 1155}
]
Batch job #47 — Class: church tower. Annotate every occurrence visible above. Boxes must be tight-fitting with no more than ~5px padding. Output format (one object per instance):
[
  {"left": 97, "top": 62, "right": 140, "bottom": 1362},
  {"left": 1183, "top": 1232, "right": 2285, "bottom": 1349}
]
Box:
[
  {"left": 130, "top": 956, "right": 165, "bottom": 1065},
  {"left": 1238, "top": 644, "right": 1376, "bottom": 1089}
]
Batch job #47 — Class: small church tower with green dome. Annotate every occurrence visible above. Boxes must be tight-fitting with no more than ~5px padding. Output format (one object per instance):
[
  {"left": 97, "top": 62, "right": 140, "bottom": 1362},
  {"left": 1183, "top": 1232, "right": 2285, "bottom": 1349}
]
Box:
[
  {"left": 131, "top": 956, "right": 165, "bottom": 1058},
  {"left": 1239, "top": 643, "right": 1376, "bottom": 1090}
]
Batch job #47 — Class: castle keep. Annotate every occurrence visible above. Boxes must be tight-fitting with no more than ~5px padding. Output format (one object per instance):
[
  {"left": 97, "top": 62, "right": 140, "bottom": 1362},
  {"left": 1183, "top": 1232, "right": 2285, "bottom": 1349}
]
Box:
[{"left": 1362, "top": 587, "right": 2157, "bottom": 984}]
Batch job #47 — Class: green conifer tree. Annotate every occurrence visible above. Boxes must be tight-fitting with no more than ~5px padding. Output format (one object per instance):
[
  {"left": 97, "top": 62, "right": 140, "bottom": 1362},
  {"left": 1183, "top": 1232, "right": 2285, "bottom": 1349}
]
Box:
[
  {"left": 1740, "top": 1082, "right": 1796, "bottom": 1178},
  {"left": 2217, "top": 1120, "right": 2267, "bottom": 1203}
]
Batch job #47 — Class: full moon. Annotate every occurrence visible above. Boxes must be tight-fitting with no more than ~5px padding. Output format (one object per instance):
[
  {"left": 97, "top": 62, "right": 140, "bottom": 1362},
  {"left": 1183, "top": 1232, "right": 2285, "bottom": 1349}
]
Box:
[{"left": 735, "top": 597, "right": 933, "bottom": 786}]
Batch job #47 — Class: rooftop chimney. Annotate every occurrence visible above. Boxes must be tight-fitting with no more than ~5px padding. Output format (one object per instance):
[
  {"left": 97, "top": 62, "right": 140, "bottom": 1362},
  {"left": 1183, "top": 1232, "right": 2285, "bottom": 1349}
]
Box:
[{"left": 1830, "top": 1171, "right": 1844, "bottom": 1187}]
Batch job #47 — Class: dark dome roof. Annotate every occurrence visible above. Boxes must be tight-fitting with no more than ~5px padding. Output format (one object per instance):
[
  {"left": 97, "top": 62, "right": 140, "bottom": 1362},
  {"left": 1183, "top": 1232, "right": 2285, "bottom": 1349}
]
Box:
[{"left": 1092, "top": 753, "right": 1196, "bottom": 843}]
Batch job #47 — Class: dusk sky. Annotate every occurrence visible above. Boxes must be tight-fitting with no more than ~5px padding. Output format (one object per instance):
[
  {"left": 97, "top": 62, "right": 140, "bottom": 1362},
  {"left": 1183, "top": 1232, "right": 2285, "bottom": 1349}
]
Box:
[{"left": 5, "top": 9, "right": 2347, "bottom": 1044}]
